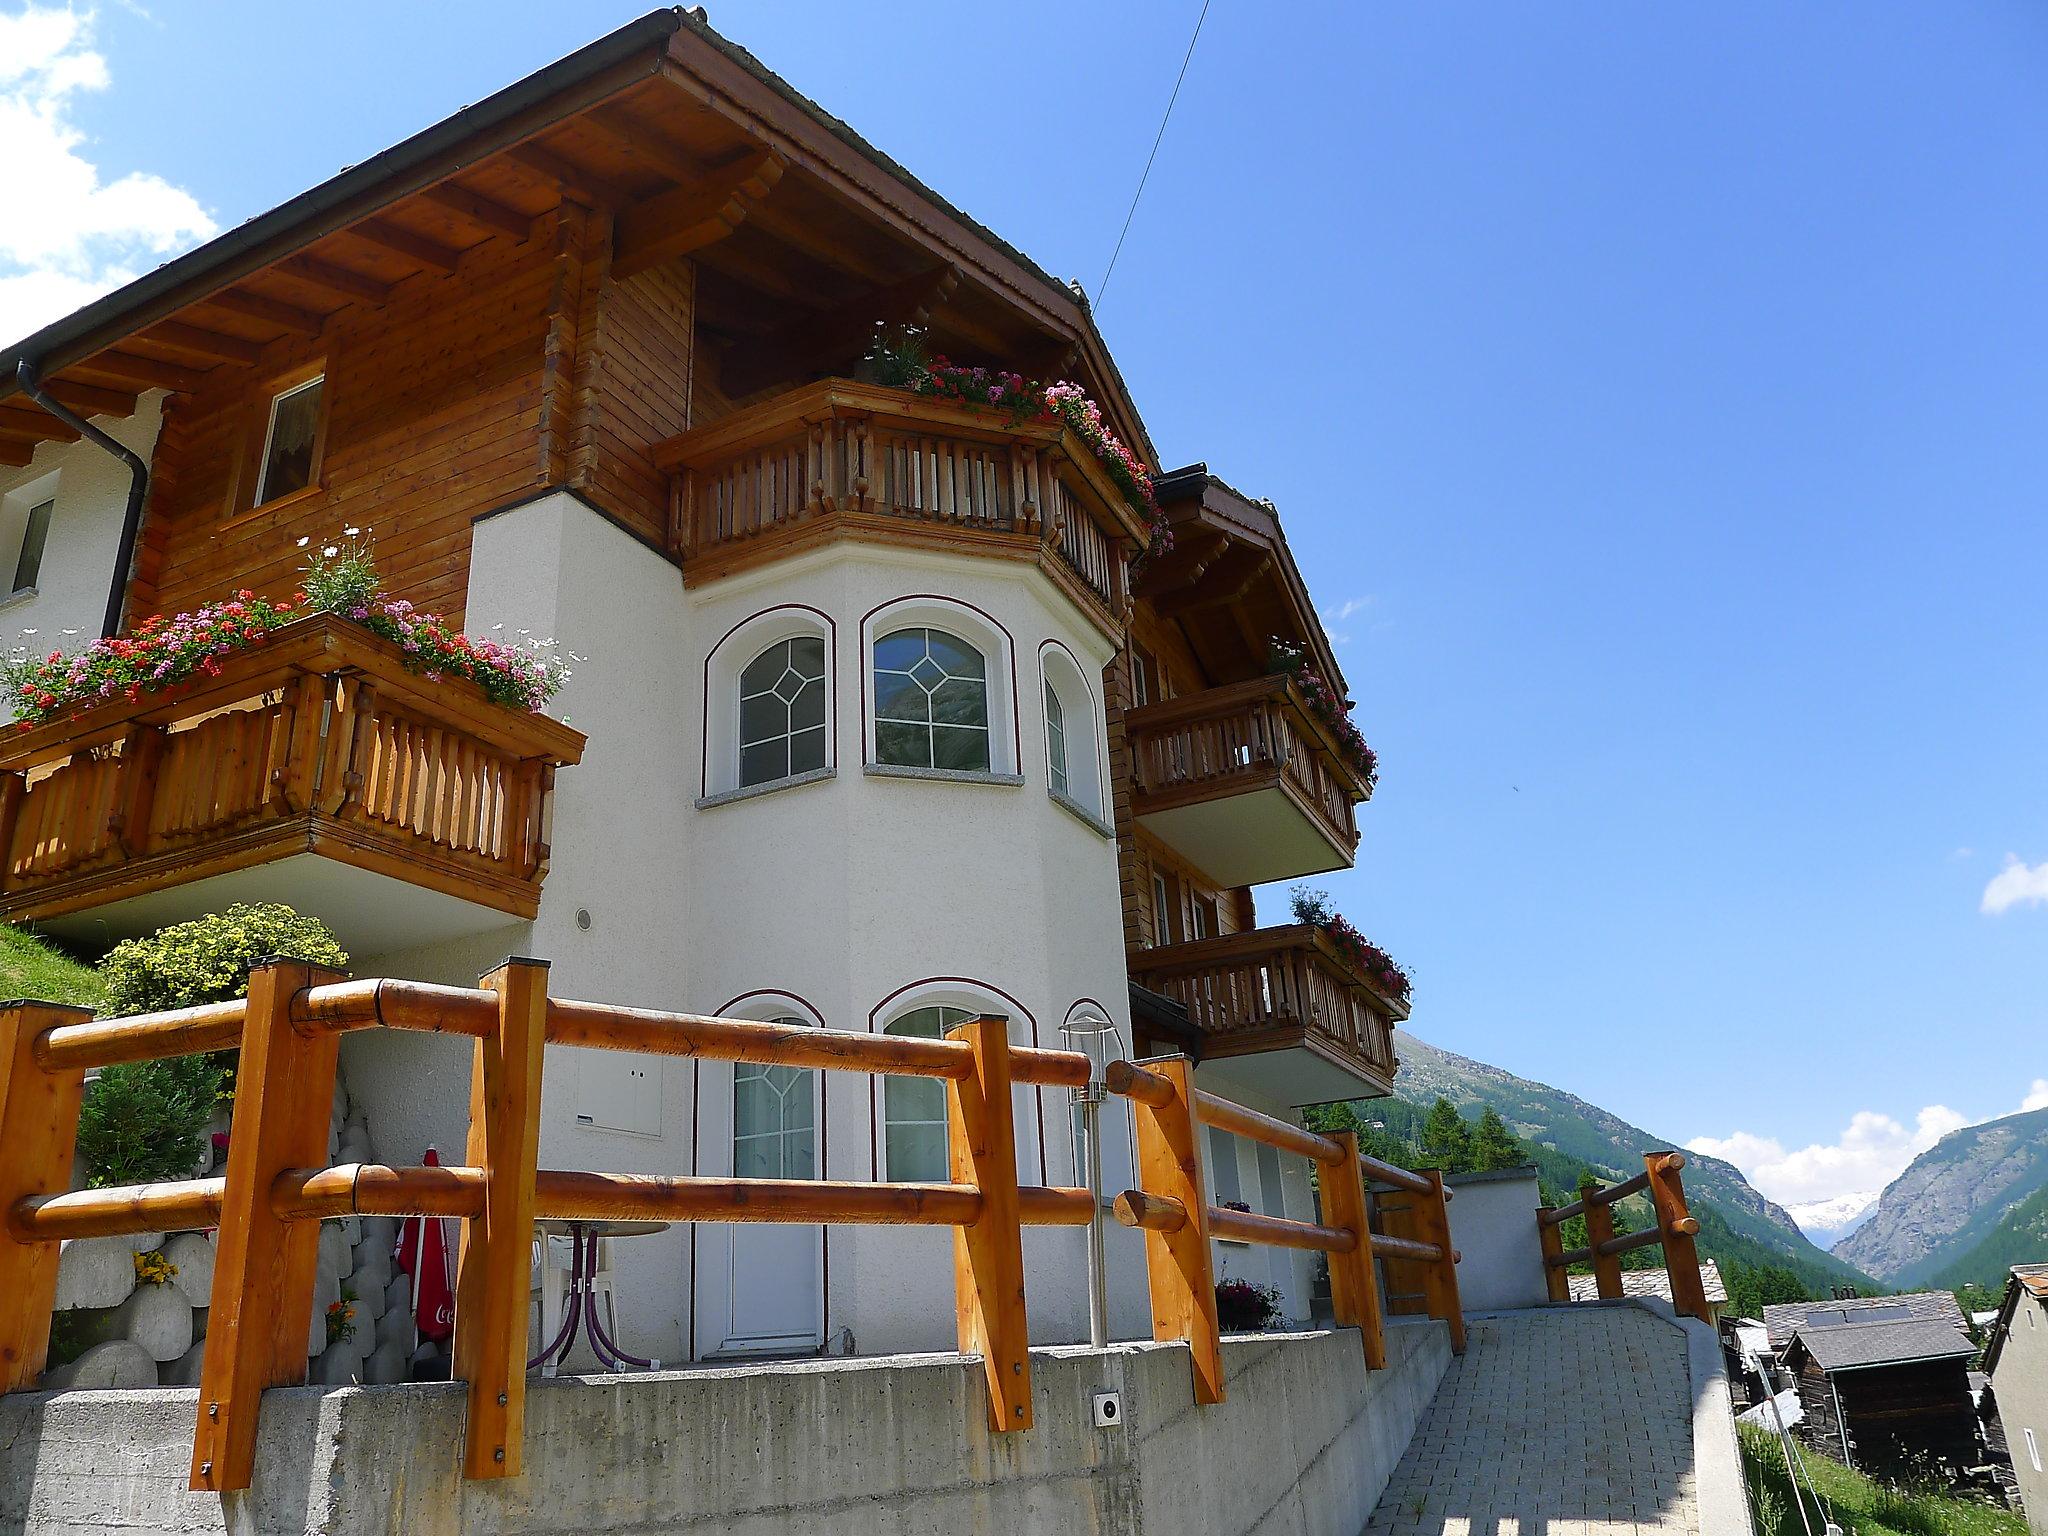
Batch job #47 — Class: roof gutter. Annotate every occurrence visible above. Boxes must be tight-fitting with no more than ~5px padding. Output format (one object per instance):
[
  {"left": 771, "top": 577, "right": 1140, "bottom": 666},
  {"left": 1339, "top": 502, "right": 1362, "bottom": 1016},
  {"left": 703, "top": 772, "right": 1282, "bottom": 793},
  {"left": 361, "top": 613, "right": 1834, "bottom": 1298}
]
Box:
[{"left": 14, "top": 361, "right": 146, "bottom": 639}]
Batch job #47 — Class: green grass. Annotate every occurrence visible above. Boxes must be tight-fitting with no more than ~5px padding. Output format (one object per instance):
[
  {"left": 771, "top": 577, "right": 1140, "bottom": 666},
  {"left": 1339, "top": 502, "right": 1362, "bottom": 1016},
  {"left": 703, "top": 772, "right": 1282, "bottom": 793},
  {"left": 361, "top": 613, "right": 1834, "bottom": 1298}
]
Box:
[
  {"left": 0, "top": 924, "right": 106, "bottom": 1011},
  {"left": 1738, "top": 1425, "right": 2025, "bottom": 1536}
]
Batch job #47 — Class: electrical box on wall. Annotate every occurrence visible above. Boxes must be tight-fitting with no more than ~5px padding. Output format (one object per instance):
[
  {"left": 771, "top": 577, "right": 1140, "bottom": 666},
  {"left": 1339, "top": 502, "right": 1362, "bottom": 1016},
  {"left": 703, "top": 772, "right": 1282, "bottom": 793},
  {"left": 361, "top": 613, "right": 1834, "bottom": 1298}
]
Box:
[{"left": 572, "top": 1048, "right": 662, "bottom": 1136}]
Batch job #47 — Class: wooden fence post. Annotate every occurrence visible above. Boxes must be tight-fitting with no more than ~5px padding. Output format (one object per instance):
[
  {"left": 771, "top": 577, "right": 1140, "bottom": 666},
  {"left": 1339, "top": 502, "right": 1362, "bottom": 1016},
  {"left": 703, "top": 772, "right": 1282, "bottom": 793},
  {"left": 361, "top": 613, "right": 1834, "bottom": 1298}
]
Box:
[
  {"left": 1416, "top": 1169, "right": 1466, "bottom": 1355},
  {"left": 452, "top": 957, "right": 548, "bottom": 1479},
  {"left": 1126, "top": 1055, "right": 1223, "bottom": 1405},
  {"left": 1645, "top": 1151, "right": 1711, "bottom": 1323},
  {"left": 192, "top": 959, "right": 346, "bottom": 1493},
  {"left": 1536, "top": 1208, "right": 1570, "bottom": 1303},
  {"left": 0, "top": 1000, "right": 96, "bottom": 1390},
  {"left": 945, "top": 1014, "right": 1031, "bottom": 1432},
  {"left": 1585, "top": 1196, "right": 1624, "bottom": 1302},
  {"left": 1321, "top": 1133, "right": 1386, "bottom": 1371}
]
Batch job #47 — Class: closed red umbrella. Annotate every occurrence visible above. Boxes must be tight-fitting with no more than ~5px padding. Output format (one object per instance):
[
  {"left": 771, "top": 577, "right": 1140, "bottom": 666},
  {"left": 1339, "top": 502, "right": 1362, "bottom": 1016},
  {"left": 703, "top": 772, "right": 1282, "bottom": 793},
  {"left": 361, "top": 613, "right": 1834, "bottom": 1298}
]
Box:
[{"left": 393, "top": 1146, "right": 456, "bottom": 1342}]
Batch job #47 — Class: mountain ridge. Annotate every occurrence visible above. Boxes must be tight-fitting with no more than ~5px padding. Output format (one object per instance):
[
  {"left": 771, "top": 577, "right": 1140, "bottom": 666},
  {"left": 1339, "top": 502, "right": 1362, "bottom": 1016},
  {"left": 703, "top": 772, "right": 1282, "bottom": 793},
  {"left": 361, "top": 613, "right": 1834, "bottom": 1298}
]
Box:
[{"left": 1390, "top": 1028, "right": 1868, "bottom": 1293}]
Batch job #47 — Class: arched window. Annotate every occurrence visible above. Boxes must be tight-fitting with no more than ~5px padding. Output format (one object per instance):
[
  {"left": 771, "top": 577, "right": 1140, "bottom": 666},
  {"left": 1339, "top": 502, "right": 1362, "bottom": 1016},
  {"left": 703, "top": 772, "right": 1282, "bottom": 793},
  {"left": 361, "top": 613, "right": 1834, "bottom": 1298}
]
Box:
[
  {"left": 1043, "top": 678, "right": 1069, "bottom": 798},
  {"left": 873, "top": 627, "right": 990, "bottom": 772},
  {"left": 882, "top": 1003, "right": 974, "bottom": 1180},
  {"left": 1040, "top": 643, "right": 1106, "bottom": 821},
  {"left": 733, "top": 1016, "right": 818, "bottom": 1179},
  {"left": 739, "top": 636, "right": 827, "bottom": 788},
  {"left": 700, "top": 606, "right": 835, "bottom": 801}
]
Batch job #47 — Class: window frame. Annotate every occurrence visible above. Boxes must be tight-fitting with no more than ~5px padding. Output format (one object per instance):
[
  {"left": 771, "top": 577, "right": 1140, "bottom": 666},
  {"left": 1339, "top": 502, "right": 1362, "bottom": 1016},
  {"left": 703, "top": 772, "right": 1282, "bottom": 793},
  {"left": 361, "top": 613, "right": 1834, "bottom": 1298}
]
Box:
[
  {"left": 871, "top": 624, "right": 994, "bottom": 773},
  {"left": 879, "top": 1002, "right": 976, "bottom": 1183},
  {"left": 699, "top": 604, "right": 837, "bottom": 805},
  {"left": 227, "top": 361, "right": 330, "bottom": 523},
  {"left": 737, "top": 633, "right": 830, "bottom": 790},
  {"left": 860, "top": 595, "right": 1019, "bottom": 781},
  {"left": 1039, "top": 640, "right": 1108, "bottom": 827},
  {"left": 10, "top": 496, "right": 53, "bottom": 597}
]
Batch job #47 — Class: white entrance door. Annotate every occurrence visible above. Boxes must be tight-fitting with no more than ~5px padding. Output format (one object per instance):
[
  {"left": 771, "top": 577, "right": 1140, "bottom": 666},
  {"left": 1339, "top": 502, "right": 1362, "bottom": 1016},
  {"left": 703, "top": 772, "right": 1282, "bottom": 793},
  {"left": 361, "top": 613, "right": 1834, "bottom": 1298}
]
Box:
[{"left": 700, "top": 1021, "right": 823, "bottom": 1356}]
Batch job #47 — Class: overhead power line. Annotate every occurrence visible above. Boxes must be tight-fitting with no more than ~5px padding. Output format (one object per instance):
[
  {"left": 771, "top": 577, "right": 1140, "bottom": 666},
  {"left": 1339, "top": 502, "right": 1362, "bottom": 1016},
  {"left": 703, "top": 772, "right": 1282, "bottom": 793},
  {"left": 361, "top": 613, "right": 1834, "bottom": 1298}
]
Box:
[{"left": 1095, "top": 0, "right": 1211, "bottom": 310}]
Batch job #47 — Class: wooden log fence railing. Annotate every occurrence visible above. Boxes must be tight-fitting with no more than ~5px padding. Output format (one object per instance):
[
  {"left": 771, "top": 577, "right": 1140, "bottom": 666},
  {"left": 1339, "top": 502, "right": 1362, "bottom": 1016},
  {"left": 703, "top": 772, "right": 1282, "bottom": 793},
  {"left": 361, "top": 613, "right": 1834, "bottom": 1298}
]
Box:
[
  {"left": 1535, "top": 1152, "right": 1710, "bottom": 1323},
  {"left": 0, "top": 960, "right": 1103, "bottom": 1493},
  {"left": 1104, "top": 1057, "right": 1464, "bottom": 1408}
]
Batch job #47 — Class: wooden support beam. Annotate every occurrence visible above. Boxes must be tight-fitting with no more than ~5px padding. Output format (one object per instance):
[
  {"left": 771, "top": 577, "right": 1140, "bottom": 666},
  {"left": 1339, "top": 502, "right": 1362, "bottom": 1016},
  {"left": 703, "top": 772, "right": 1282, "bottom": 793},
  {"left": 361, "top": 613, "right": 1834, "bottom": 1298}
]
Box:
[
  {"left": 2, "top": 378, "right": 141, "bottom": 420},
  {"left": 1415, "top": 1168, "right": 1466, "bottom": 1354},
  {"left": 1645, "top": 1151, "right": 1712, "bottom": 1323},
  {"left": 1322, "top": 1132, "right": 1387, "bottom": 1371},
  {"left": 506, "top": 142, "right": 635, "bottom": 209},
  {"left": 451, "top": 958, "right": 547, "bottom": 1479},
  {"left": 1536, "top": 1206, "right": 1571, "bottom": 1302},
  {"left": 274, "top": 253, "right": 393, "bottom": 306},
  {"left": 0, "top": 1000, "right": 97, "bottom": 1391},
  {"left": 191, "top": 960, "right": 346, "bottom": 1493},
  {"left": 721, "top": 265, "right": 958, "bottom": 399},
  {"left": 69, "top": 350, "right": 209, "bottom": 393},
  {"left": 946, "top": 1014, "right": 1032, "bottom": 1433},
  {"left": 420, "top": 182, "right": 535, "bottom": 241},
  {"left": 1133, "top": 527, "right": 1230, "bottom": 598},
  {"left": 0, "top": 442, "right": 33, "bottom": 469},
  {"left": 1584, "top": 1195, "right": 1624, "bottom": 1304},
  {"left": 350, "top": 217, "right": 463, "bottom": 275},
  {"left": 143, "top": 321, "right": 263, "bottom": 366},
  {"left": 1151, "top": 547, "right": 1273, "bottom": 618},
  {"left": 613, "top": 149, "right": 786, "bottom": 279},
  {"left": 0, "top": 421, "right": 73, "bottom": 448},
  {"left": 200, "top": 288, "right": 326, "bottom": 336},
  {"left": 1126, "top": 1054, "right": 1223, "bottom": 1404}
]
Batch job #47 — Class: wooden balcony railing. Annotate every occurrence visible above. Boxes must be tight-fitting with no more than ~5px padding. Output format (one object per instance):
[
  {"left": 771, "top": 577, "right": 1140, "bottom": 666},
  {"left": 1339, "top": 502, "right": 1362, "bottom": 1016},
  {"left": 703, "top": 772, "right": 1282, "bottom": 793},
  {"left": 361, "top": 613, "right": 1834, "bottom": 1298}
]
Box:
[
  {"left": 0, "top": 615, "right": 585, "bottom": 926},
  {"left": 1537, "top": 1153, "right": 1711, "bottom": 1323},
  {"left": 1125, "top": 675, "right": 1368, "bottom": 884},
  {"left": 653, "top": 379, "right": 1147, "bottom": 636},
  {"left": 1127, "top": 924, "right": 1404, "bottom": 1092}
]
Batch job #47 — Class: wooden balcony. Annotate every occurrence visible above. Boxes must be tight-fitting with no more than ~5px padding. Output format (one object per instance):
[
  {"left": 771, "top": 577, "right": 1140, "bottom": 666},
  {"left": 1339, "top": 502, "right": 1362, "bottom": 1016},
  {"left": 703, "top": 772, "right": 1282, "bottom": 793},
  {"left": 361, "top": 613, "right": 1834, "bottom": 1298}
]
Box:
[
  {"left": 1125, "top": 675, "right": 1368, "bottom": 888},
  {"left": 1127, "top": 924, "right": 1404, "bottom": 1106},
  {"left": 653, "top": 379, "right": 1147, "bottom": 638},
  {"left": 0, "top": 615, "right": 584, "bottom": 952}
]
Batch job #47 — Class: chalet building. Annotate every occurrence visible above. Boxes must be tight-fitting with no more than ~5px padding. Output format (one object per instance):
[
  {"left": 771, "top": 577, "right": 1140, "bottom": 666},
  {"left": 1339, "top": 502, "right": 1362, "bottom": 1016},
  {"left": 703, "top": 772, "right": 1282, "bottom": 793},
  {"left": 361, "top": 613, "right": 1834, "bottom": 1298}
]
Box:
[
  {"left": 1774, "top": 1300, "right": 1981, "bottom": 1477},
  {"left": 1984, "top": 1264, "right": 2048, "bottom": 1532},
  {"left": 0, "top": 11, "right": 1402, "bottom": 1367}
]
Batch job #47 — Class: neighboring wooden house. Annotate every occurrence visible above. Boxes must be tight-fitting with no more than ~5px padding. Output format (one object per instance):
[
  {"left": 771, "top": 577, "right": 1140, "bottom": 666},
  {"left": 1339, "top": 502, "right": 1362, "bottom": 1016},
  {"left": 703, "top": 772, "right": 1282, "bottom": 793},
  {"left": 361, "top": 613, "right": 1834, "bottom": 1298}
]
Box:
[
  {"left": 1762, "top": 1290, "right": 1970, "bottom": 1358},
  {"left": 1983, "top": 1263, "right": 2048, "bottom": 1534},
  {"left": 1781, "top": 1316, "right": 1980, "bottom": 1476},
  {"left": 1567, "top": 1260, "right": 1729, "bottom": 1324}
]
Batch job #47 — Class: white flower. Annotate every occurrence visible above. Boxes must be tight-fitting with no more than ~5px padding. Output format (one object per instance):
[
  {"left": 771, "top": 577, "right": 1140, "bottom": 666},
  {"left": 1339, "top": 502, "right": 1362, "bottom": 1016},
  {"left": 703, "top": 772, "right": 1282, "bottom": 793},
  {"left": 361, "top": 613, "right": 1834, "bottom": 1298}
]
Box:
[
  {"left": 297, "top": 536, "right": 311, "bottom": 548},
  {"left": 60, "top": 629, "right": 77, "bottom": 636},
  {"left": 343, "top": 526, "right": 359, "bottom": 537},
  {"left": 322, "top": 546, "right": 339, "bottom": 558},
  {"left": 21, "top": 629, "right": 36, "bottom": 636}
]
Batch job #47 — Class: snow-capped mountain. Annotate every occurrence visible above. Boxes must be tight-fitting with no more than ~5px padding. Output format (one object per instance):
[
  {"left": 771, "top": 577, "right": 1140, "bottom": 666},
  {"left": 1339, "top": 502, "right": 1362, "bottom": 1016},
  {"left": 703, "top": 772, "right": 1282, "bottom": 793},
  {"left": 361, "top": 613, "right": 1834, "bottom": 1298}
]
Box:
[{"left": 1785, "top": 1191, "right": 1879, "bottom": 1249}]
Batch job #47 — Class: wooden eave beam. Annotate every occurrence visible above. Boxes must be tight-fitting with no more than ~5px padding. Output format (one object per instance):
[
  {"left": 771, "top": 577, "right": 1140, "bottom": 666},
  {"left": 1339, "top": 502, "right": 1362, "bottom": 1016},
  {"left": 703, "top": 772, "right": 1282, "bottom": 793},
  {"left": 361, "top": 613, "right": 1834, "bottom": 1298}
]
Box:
[
  {"left": 0, "top": 441, "right": 34, "bottom": 468},
  {"left": 1151, "top": 548, "right": 1273, "bottom": 619},
  {"left": 348, "top": 217, "right": 464, "bottom": 275},
  {"left": 274, "top": 254, "right": 393, "bottom": 306},
  {"left": 1134, "top": 527, "right": 1230, "bottom": 598},
  {"left": 0, "top": 416, "right": 77, "bottom": 445},
  {"left": 140, "top": 321, "right": 263, "bottom": 366},
  {"left": 505, "top": 143, "right": 635, "bottom": 209},
  {"left": 721, "top": 265, "right": 957, "bottom": 399},
  {"left": 0, "top": 379, "right": 140, "bottom": 420},
  {"left": 612, "top": 148, "right": 786, "bottom": 278},
  {"left": 199, "top": 289, "right": 327, "bottom": 336},
  {"left": 67, "top": 351, "right": 209, "bottom": 394},
  {"left": 419, "top": 182, "right": 536, "bottom": 241}
]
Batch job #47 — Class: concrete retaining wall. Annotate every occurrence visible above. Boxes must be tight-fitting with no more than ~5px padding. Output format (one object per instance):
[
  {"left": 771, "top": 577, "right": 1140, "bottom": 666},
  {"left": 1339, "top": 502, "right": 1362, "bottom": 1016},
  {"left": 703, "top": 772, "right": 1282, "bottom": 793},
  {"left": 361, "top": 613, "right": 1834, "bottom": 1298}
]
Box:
[{"left": 0, "top": 1319, "right": 1450, "bottom": 1536}]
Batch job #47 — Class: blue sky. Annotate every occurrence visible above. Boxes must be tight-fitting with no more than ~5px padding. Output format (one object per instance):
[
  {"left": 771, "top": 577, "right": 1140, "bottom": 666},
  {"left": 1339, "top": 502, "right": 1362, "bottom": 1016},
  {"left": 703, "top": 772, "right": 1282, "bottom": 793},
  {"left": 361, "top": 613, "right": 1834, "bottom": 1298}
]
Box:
[{"left": 4, "top": 1, "right": 2045, "bottom": 1220}]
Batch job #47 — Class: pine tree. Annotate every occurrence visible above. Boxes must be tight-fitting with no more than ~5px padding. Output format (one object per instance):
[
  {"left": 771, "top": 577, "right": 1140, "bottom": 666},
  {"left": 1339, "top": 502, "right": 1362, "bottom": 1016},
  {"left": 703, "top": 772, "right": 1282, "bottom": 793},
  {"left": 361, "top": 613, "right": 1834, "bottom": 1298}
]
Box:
[
  {"left": 1419, "top": 1096, "right": 1473, "bottom": 1172},
  {"left": 1470, "top": 1106, "right": 1524, "bottom": 1172}
]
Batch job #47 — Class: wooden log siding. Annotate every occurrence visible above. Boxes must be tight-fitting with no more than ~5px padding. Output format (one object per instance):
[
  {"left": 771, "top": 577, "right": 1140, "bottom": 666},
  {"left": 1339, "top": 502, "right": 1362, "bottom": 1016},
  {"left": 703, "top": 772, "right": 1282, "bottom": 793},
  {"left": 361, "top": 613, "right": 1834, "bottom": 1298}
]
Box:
[
  {"left": 655, "top": 379, "right": 1138, "bottom": 635},
  {"left": 0, "top": 617, "right": 583, "bottom": 925},
  {"left": 1125, "top": 674, "right": 1368, "bottom": 857},
  {"left": 1127, "top": 924, "right": 1402, "bottom": 1089}
]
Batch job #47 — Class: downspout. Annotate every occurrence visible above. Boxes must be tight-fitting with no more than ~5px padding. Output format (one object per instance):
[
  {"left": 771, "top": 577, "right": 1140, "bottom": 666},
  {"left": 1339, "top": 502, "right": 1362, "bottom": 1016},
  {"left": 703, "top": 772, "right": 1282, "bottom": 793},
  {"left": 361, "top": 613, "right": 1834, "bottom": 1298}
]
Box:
[{"left": 13, "top": 359, "right": 149, "bottom": 639}]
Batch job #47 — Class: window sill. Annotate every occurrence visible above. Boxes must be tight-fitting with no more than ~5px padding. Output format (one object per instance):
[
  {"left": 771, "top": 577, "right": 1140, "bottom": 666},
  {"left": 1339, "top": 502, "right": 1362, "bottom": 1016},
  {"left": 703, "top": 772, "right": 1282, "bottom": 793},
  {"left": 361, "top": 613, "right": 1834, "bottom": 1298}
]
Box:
[
  {"left": 1049, "top": 788, "right": 1114, "bottom": 839},
  {"left": 696, "top": 765, "right": 836, "bottom": 810},
  {"left": 0, "top": 586, "right": 40, "bottom": 613},
  {"left": 220, "top": 482, "right": 325, "bottom": 533},
  {"left": 863, "top": 763, "right": 1026, "bottom": 788}
]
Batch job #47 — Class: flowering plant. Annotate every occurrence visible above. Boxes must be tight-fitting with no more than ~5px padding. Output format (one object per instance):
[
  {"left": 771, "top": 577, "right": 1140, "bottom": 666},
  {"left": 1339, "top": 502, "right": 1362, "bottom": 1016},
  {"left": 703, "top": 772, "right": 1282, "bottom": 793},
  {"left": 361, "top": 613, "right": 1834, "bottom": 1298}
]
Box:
[
  {"left": 325, "top": 1285, "right": 357, "bottom": 1348},
  {"left": 864, "top": 330, "right": 1172, "bottom": 562},
  {"left": 2, "top": 534, "right": 571, "bottom": 726},
  {"left": 1266, "top": 638, "right": 1377, "bottom": 793},
  {"left": 1290, "top": 885, "right": 1411, "bottom": 1003},
  {"left": 134, "top": 1250, "right": 178, "bottom": 1287},
  {"left": 1214, "top": 1276, "right": 1283, "bottom": 1331}
]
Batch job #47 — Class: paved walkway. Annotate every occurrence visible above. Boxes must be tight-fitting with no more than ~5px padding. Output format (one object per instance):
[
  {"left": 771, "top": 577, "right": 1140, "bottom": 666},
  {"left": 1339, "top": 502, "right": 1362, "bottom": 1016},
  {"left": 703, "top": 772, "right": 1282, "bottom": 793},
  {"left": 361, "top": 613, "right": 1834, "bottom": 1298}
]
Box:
[{"left": 1364, "top": 1307, "right": 1702, "bottom": 1536}]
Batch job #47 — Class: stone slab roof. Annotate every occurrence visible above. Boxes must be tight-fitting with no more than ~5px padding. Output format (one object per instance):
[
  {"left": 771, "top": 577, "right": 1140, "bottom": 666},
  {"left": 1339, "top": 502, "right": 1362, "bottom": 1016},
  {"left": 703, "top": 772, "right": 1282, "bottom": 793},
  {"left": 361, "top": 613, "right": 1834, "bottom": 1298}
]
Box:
[
  {"left": 1567, "top": 1261, "right": 1728, "bottom": 1306},
  {"left": 1787, "top": 1318, "right": 1975, "bottom": 1372},
  {"left": 1762, "top": 1289, "right": 1966, "bottom": 1350}
]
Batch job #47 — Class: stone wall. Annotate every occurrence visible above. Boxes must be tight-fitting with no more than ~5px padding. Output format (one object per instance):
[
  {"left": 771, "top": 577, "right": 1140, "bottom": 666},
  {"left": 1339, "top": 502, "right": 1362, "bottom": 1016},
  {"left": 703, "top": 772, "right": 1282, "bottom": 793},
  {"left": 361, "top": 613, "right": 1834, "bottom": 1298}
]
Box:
[
  {"left": 0, "top": 1319, "right": 1452, "bottom": 1536},
  {"left": 42, "top": 1060, "right": 426, "bottom": 1393}
]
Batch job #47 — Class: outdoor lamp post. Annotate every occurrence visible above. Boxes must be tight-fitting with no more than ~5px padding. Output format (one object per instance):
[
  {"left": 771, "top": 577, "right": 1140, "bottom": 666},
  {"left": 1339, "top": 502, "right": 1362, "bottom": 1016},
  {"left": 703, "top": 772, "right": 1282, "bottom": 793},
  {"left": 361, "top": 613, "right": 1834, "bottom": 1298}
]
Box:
[{"left": 1059, "top": 1008, "right": 1121, "bottom": 1350}]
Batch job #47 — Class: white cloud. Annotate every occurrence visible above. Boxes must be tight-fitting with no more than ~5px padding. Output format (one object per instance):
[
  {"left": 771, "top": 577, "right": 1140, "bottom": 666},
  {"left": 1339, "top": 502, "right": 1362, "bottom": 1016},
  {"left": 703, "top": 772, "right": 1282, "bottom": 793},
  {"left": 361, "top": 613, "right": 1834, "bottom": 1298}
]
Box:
[
  {"left": 0, "top": 5, "right": 214, "bottom": 348},
  {"left": 1688, "top": 1105, "right": 1968, "bottom": 1207},
  {"left": 2024, "top": 1079, "right": 2048, "bottom": 1113},
  {"left": 1982, "top": 854, "right": 2048, "bottom": 915}
]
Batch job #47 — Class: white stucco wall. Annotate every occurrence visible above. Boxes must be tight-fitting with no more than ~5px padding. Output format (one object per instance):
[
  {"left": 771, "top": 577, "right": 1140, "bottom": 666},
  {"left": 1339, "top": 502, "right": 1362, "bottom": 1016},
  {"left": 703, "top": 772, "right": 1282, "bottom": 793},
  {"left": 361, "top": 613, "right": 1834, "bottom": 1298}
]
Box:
[
  {"left": 0, "top": 393, "right": 166, "bottom": 718},
  {"left": 1442, "top": 1166, "right": 1550, "bottom": 1312}
]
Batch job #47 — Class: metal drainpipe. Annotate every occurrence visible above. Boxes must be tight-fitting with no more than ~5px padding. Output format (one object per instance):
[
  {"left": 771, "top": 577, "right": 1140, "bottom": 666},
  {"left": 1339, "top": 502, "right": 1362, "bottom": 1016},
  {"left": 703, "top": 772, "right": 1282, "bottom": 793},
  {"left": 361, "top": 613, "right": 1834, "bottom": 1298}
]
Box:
[{"left": 13, "top": 359, "right": 149, "bottom": 639}]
